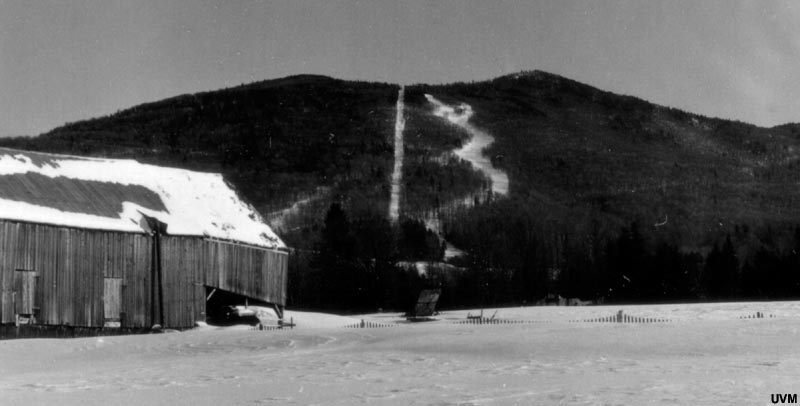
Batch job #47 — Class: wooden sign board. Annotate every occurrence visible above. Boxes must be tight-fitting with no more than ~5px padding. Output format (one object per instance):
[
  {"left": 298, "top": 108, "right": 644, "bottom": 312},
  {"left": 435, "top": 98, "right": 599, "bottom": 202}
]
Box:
[{"left": 411, "top": 288, "right": 441, "bottom": 319}]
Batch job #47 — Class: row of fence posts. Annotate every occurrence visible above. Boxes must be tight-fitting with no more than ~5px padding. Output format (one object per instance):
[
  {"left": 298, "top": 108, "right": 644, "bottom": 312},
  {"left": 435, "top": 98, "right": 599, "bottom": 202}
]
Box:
[
  {"left": 574, "top": 310, "right": 670, "bottom": 324},
  {"left": 454, "top": 318, "right": 541, "bottom": 325},
  {"left": 253, "top": 317, "right": 295, "bottom": 331},
  {"left": 343, "top": 311, "right": 671, "bottom": 328},
  {"left": 344, "top": 319, "right": 397, "bottom": 329},
  {"left": 739, "top": 312, "right": 774, "bottom": 319},
  {"left": 253, "top": 310, "right": 782, "bottom": 332}
]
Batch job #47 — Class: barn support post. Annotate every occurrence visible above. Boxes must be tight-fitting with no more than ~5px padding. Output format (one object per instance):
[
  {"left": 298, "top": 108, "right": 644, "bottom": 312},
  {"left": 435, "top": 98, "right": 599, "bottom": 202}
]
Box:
[
  {"left": 155, "top": 230, "right": 164, "bottom": 328},
  {"left": 273, "top": 303, "right": 284, "bottom": 320},
  {"left": 148, "top": 231, "right": 162, "bottom": 327},
  {"left": 141, "top": 214, "right": 168, "bottom": 328}
]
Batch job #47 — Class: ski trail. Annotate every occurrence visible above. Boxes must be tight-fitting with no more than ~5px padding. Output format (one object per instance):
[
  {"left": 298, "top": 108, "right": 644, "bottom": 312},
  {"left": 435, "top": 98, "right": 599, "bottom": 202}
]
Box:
[
  {"left": 389, "top": 86, "right": 405, "bottom": 223},
  {"left": 424, "top": 94, "right": 509, "bottom": 196},
  {"left": 265, "top": 187, "right": 330, "bottom": 232}
]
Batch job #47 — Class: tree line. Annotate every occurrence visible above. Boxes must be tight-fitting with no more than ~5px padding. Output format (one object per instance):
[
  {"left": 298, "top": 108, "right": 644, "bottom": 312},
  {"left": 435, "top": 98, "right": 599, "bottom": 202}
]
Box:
[
  {"left": 288, "top": 200, "right": 800, "bottom": 314},
  {"left": 443, "top": 199, "right": 800, "bottom": 306}
]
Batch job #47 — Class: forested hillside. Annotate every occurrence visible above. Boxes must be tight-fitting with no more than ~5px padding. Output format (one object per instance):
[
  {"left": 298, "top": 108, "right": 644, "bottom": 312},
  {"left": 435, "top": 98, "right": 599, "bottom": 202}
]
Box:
[
  {"left": 412, "top": 71, "right": 800, "bottom": 305},
  {"left": 4, "top": 70, "right": 800, "bottom": 311},
  {"left": 1, "top": 75, "right": 399, "bottom": 217}
]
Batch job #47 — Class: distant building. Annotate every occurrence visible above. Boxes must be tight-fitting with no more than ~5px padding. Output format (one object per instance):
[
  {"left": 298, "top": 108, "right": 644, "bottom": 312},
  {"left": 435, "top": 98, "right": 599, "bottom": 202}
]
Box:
[{"left": 0, "top": 148, "right": 287, "bottom": 329}]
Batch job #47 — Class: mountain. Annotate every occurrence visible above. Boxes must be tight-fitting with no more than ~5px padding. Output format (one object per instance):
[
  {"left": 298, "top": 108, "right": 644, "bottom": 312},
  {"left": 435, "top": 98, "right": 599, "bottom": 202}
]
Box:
[
  {"left": 4, "top": 70, "right": 800, "bottom": 308},
  {"left": 411, "top": 72, "right": 800, "bottom": 241},
  {"left": 3, "top": 75, "right": 398, "bottom": 222}
]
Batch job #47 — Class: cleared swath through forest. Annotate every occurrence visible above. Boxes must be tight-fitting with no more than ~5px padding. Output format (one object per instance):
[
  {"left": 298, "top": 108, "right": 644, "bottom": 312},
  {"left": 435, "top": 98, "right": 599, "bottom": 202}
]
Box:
[
  {"left": 417, "top": 95, "right": 510, "bottom": 258},
  {"left": 424, "top": 94, "right": 509, "bottom": 196},
  {"left": 388, "top": 86, "right": 405, "bottom": 223}
]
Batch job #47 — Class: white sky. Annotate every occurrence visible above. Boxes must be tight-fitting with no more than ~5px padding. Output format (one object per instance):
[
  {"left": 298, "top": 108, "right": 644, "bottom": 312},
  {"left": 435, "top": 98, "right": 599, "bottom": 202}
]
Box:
[{"left": 1, "top": 0, "right": 799, "bottom": 136}]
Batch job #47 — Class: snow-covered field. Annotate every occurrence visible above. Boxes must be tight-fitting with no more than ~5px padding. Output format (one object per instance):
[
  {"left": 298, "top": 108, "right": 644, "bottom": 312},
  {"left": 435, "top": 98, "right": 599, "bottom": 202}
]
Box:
[{"left": 2, "top": 302, "right": 799, "bottom": 405}]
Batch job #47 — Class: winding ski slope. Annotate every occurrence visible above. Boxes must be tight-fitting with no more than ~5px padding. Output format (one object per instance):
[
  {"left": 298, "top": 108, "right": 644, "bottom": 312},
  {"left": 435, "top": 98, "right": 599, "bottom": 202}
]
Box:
[{"left": 424, "top": 95, "right": 509, "bottom": 196}]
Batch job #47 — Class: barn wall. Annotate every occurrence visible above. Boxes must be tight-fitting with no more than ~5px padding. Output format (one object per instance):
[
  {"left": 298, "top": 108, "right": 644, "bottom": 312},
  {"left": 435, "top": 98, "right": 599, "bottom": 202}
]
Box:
[
  {"left": 202, "top": 238, "right": 288, "bottom": 305},
  {"left": 159, "top": 236, "right": 206, "bottom": 329},
  {"left": 160, "top": 236, "right": 288, "bottom": 327},
  {"left": 0, "top": 221, "right": 154, "bottom": 328},
  {"left": 0, "top": 221, "right": 288, "bottom": 329}
]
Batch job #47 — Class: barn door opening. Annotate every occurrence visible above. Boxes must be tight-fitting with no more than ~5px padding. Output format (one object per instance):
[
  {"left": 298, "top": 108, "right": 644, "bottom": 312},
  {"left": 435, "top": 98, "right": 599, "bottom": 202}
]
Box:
[
  {"left": 14, "top": 269, "right": 38, "bottom": 325},
  {"left": 1, "top": 288, "right": 13, "bottom": 324},
  {"left": 104, "top": 277, "right": 123, "bottom": 328},
  {"left": 204, "top": 287, "right": 271, "bottom": 326}
]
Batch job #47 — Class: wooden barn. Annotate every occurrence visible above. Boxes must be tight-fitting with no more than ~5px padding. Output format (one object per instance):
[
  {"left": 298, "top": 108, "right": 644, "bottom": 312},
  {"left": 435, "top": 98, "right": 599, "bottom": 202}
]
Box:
[{"left": 0, "top": 148, "right": 287, "bottom": 330}]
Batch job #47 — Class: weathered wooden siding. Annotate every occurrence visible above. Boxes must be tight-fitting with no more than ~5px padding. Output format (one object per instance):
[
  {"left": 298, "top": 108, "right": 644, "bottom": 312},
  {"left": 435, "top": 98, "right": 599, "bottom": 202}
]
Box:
[
  {"left": 159, "top": 236, "right": 288, "bottom": 327},
  {"left": 159, "top": 237, "right": 204, "bottom": 329},
  {"left": 0, "top": 220, "right": 288, "bottom": 329},
  {"left": 14, "top": 270, "right": 37, "bottom": 315},
  {"left": 103, "top": 278, "right": 122, "bottom": 320},
  {"left": 0, "top": 221, "right": 152, "bottom": 327},
  {"left": 199, "top": 238, "right": 288, "bottom": 305}
]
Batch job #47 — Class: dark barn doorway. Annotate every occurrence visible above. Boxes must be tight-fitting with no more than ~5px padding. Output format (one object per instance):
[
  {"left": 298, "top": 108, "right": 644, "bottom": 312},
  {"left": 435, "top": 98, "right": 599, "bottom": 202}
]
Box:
[{"left": 204, "top": 287, "right": 271, "bottom": 326}]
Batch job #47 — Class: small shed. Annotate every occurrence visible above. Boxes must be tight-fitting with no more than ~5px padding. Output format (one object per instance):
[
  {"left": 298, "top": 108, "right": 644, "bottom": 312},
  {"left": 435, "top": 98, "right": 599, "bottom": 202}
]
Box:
[{"left": 0, "top": 148, "right": 287, "bottom": 329}]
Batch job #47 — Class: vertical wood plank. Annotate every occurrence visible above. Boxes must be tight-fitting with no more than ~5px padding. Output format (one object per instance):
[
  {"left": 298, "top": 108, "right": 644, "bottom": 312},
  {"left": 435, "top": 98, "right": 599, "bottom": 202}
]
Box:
[{"left": 104, "top": 277, "right": 122, "bottom": 320}]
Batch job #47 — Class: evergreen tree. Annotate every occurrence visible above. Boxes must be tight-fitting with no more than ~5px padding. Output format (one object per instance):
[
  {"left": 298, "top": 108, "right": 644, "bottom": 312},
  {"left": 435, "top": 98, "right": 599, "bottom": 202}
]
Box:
[
  {"left": 605, "top": 222, "right": 649, "bottom": 302},
  {"left": 703, "top": 235, "right": 739, "bottom": 299}
]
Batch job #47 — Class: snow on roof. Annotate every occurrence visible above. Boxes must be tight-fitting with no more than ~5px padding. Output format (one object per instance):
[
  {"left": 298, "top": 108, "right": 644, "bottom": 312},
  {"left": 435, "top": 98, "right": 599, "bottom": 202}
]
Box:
[{"left": 0, "top": 148, "right": 284, "bottom": 249}]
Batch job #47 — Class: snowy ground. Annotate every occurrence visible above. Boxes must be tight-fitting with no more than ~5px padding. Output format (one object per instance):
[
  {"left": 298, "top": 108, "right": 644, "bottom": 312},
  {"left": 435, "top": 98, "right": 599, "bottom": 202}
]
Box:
[{"left": 2, "top": 302, "right": 800, "bottom": 405}]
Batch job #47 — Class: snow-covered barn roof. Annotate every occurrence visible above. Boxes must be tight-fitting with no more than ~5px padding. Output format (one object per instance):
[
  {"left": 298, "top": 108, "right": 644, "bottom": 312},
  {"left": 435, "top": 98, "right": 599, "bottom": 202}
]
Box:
[{"left": 0, "top": 148, "right": 284, "bottom": 249}]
